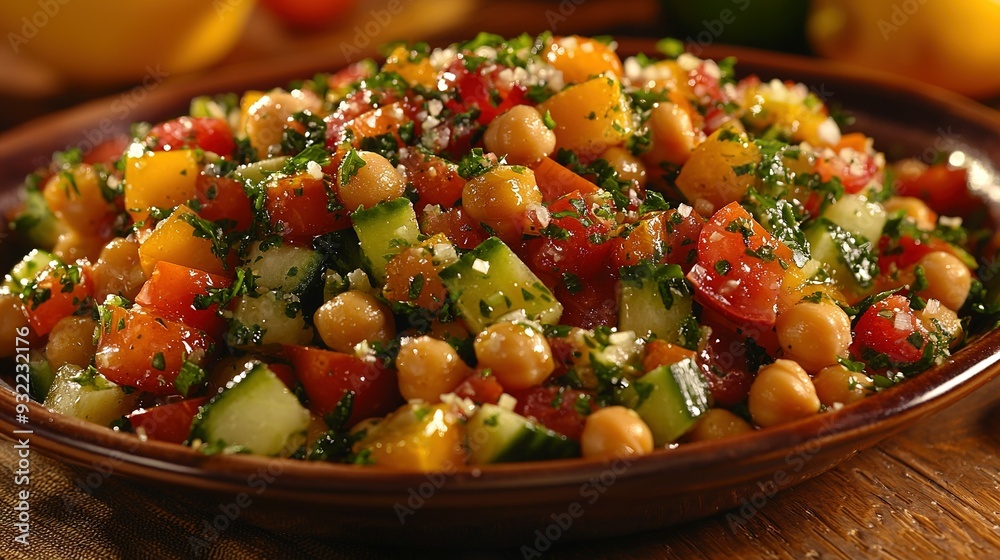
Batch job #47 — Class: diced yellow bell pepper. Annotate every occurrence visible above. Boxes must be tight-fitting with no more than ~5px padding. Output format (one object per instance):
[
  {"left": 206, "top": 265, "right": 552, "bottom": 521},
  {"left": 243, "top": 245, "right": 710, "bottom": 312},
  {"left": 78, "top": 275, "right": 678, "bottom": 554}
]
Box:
[
  {"left": 125, "top": 148, "right": 199, "bottom": 224},
  {"left": 138, "top": 204, "right": 225, "bottom": 277},
  {"left": 382, "top": 46, "right": 436, "bottom": 90},
  {"left": 537, "top": 75, "right": 632, "bottom": 159},
  {"left": 238, "top": 90, "right": 266, "bottom": 138},
  {"left": 353, "top": 403, "right": 466, "bottom": 471}
]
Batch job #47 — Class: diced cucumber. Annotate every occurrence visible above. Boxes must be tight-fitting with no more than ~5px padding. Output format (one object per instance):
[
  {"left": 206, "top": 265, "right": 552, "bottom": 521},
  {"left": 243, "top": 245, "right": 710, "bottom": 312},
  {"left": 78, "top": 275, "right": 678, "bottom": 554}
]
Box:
[
  {"left": 9, "top": 187, "right": 64, "bottom": 250},
  {"left": 805, "top": 219, "right": 878, "bottom": 294},
  {"left": 189, "top": 362, "right": 310, "bottom": 456},
  {"left": 245, "top": 241, "right": 323, "bottom": 296},
  {"left": 28, "top": 353, "right": 55, "bottom": 402},
  {"left": 821, "top": 193, "right": 887, "bottom": 242},
  {"left": 440, "top": 237, "right": 563, "bottom": 332},
  {"left": 351, "top": 197, "right": 421, "bottom": 284},
  {"left": 466, "top": 403, "right": 579, "bottom": 464},
  {"left": 235, "top": 156, "right": 287, "bottom": 184},
  {"left": 228, "top": 291, "right": 313, "bottom": 348},
  {"left": 4, "top": 249, "right": 58, "bottom": 292},
  {"left": 44, "top": 365, "right": 139, "bottom": 427},
  {"left": 615, "top": 358, "right": 710, "bottom": 446},
  {"left": 618, "top": 262, "right": 694, "bottom": 344}
]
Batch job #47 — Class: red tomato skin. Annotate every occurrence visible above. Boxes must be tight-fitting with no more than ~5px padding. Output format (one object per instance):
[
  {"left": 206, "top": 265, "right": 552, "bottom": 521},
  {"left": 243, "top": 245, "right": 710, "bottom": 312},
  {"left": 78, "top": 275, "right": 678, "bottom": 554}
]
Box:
[
  {"left": 133, "top": 261, "right": 231, "bottom": 340},
  {"left": 22, "top": 264, "right": 94, "bottom": 336},
  {"left": 127, "top": 398, "right": 209, "bottom": 444},
  {"left": 83, "top": 136, "right": 130, "bottom": 167},
  {"left": 283, "top": 345, "right": 402, "bottom": 426},
  {"left": 814, "top": 150, "right": 878, "bottom": 194},
  {"left": 687, "top": 202, "right": 792, "bottom": 331},
  {"left": 896, "top": 165, "right": 976, "bottom": 217},
  {"left": 420, "top": 206, "right": 489, "bottom": 250},
  {"left": 696, "top": 318, "right": 757, "bottom": 407},
  {"left": 555, "top": 269, "right": 618, "bottom": 330},
  {"left": 510, "top": 386, "right": 597, "bottom": 440},
  {"left": 194, "top": 174, "right": 254, "bottom": 232},
  {"left": 400, "top": 150, "right": 465, "bottom": 211},
  {"left": 452, "top": 370, "right": 504, "bottom": 405},
  {"left": 265, "top": 173, "right": 351, "bottom": 241},
  {"left": 850, "top": 295, "right": 927, "bottom": 365},
  {"left": 147, "top": 117, "right": 235, "bottom": 157},
  {"left": 95, "top": 306, "right": 213, "bottom": 395},
  {"left": 527, "top": 191, "right": 615, "bottom": 279}
]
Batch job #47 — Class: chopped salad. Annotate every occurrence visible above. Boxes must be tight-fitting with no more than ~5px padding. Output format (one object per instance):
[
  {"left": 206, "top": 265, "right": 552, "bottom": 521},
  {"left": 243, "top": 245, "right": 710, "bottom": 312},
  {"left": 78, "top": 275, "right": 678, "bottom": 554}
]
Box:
[{"left": 3, "top": 33, "right": 999, "bottom": 469}]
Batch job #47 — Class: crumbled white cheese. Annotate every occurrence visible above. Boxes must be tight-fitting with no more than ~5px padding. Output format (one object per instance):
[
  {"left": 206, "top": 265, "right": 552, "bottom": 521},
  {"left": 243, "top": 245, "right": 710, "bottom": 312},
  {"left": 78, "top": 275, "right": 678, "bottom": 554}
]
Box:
[
  {"left": 471, "top": 258, "right": 490, "bottom": 274},
  {"left": 306, "top": 160, "right": 323, "bottom": 180},
  {"left": 678, "top": 203, "right": 693, "bottom": 217},
  {"left": 497, "top": 393, "right": 517, "bottom": 412}
]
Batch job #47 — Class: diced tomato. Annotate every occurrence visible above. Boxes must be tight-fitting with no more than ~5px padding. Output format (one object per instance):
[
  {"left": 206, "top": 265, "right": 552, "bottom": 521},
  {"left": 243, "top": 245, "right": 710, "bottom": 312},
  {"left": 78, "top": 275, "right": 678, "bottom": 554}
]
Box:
[
  {"left": 194, "top": 174, "right": 254, "bottom": 231},
  {"left": 83, "top": 136, "right": 130, "bottom": 167},
  {"left": 266, "top": 172, "right": 351, "bottom": 241},
  {"left": 126, "top": 397, "right": 208, "bottom": 444},
  {"left": 642, "top": 339, "right": 697, "bottom": 372},
  {"left": 555, "top": 269, "right": 618, "bottom": 329},
  {"left": 95, "top": 305, "right": 214, "bottom": 395},
  {"left": 877, "top": 233, "right": 957, "bottom": 273},
  {"left": 611, "top": 208, "right": 704, "bottom": 273},
  {"left": 420, "top": 206, "right": 489, "bottom": 250},
  {"left": 530, "top": 157, "right": 601, "bottom": 203},
  {"left": 687, "top": 202, "right": 793, "bottom": 330},
  {"left": 400, "top": 149, "right": 465, "bottom": 211},
  {"left": 21, "top": 262, "right": 93, "bottom": 336},
  {"left": 452, "top": 369, "right": 504, "bottom": 405},
  {"left": 344, "top": 101, "right": 418, "bottom": 148},
  {"left": 895, "top": 164, "right": 978, "bottom": 217},
  {"left": 283, "top": 345, "right": 402, "bottom": 426},
  {"left": 146, "top": 116, "right": 235, "bottom": 157},
  {"left": 134, "top": 261, "right": 231, "bottom": 339},
  {"left": 511, "top": 386, "right": 597, "bottom": 440},
  {"left": 327, "top": 59, "right": 375, "bottom": 91},
  {"left": 851, "top": 295, "right": 928, "bottom": 365},
  {"left": 696, "top": 318, "right": 757, "bottom": 407},
  {"left": 266, "top": 363, "right": 298, "bottom": 390},
  {"left": 814, "top": 147, "right": 878, "bottom": 194},
  {"left": 325, "top": 89, "right": 401, "bottom": 148},
  {"left": 527, "top": 191, "right": 615, "bottom": 278}
]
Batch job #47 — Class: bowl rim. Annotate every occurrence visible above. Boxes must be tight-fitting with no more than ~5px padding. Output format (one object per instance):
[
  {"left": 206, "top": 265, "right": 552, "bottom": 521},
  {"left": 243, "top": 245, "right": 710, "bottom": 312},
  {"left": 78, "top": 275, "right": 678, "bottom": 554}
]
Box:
[{"left": 3, "top": 40, "right": 1000, "bottom": 497}]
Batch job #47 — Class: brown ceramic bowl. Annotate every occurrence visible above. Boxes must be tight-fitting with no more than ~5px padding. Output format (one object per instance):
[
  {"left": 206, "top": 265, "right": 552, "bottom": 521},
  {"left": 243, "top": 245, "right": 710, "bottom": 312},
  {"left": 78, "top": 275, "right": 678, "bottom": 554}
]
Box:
[{"left": 2, "top": 40, "right": 1000, "bottom": 548}]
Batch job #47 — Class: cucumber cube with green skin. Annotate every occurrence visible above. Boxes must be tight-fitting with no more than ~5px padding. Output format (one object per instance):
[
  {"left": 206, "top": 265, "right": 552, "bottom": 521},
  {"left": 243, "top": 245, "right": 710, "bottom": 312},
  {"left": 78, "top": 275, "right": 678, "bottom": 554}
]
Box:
[
  {"left": 616, "top": 358, "right": 710, "bottom": 446},
  {"left": 466, "top": 403, "right": 580, "bottom": 464},
  {"left": 821, "top": 193, "right": 887, "bottom": 242},
  {"left": 351, "top": 197, "right": 421, "bottom": 284},
  {"left": 227, "top": 290, "right": 313, "bottom": 348},
  {"left": 618, "top": 262, "right": 693, "bottom": 344},
  {"left": 4, "top": 249, "right": 59, "bottom": 291},
  {"left": 28, "top": 354, "right": 55, "bottom": 402},
  {"left": 440, "top": 237, "right": 563, "bottom": 333},
  {"left": 44, "top": 365, "right": 139, "bottom": 427},
  {"left": 189, "top": 362, "right": 310, "bottom": 456},
  {"left": 245, "top": 241, "right": 323, "bottom": 296}
]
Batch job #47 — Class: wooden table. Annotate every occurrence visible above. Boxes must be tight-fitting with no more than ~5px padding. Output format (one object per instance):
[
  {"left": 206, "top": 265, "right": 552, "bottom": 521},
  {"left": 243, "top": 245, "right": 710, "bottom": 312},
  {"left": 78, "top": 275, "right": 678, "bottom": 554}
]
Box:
[{"left": 3, "top": 375, "right": 999, "bottom": 559}]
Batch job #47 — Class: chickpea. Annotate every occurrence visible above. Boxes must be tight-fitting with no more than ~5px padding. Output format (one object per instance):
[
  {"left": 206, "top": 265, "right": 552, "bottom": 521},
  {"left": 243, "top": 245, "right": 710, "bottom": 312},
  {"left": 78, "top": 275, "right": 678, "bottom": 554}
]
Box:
[
  {"left": 52, "top": 230, "right": 104, "bottom": 263},
  {"left": 686, "top": 409, "right": 754, "bottom": 442},
  {"left": 0, "top": 292, "right": 32, "bottom": 358},
  {"left": 646, "top": 101, "right": 699, "bottom": 166},
  {"left": 337, "top": 150, "right": 407, "bottom": 212},
  {"left": 813, "top": 364, "right": 872, "bottom": 407},
  {"left": 92, "top": 237, "right": 146, "bottom": 301},
  {"left": 916, "top": 299, "right": 964, "bottom": 348},
  {"left": 748, "top": 359, "right": 820, "bottom": 428},
  {"left": 776, "top": 302, "right": 852, "bottom": 373},
  {"left": 483, "top": 105, "right": 556, "bottom": 165},
  {"left": 42, "top": 164, "right": 116, "bottom": 233},
  {"left": 314, "top": 290, "right": 395, "bottom": 352},
  {"left": 882, "top": 196, "right": 937, "bottom": 231},
  {"left": 473, "top": 321, "right": 554, "bottom": 390},
  {"left": 396, "top": 336, "right": 472, "bottom": 402},
  {"left": 580, "top": 406, "right": 654, "bottom": 459},
  {"left": 245, "top": 89, "right": 321, "bottom": 157},
  {"left": 915, "top": 251, "right": 971, "bottom": 312},
  {"left": 599, "top": 146, "right": 647, "bottom": 189},
  {"left": 462, "top": 166, "right": 542, "bottom": 244},
  {"left": 46, "top": 315, "right": 98, "bottom": 369}
]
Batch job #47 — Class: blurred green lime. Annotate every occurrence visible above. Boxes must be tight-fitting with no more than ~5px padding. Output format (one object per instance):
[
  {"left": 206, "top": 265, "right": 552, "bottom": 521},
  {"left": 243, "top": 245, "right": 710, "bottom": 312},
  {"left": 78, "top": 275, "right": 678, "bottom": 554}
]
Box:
[{"left": 660, "top": 0, "right": 809, "bottom": 52}]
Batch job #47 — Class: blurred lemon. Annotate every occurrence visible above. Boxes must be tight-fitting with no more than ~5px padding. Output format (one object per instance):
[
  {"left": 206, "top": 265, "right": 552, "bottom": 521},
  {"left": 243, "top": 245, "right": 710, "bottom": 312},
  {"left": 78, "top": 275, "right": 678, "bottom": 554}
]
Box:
[
  {"left": 0, "top": 0, "right": 254, "bottom": 86},
  {"left": 808, "top": 0, "right": 1000, "bottom": 98}
]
